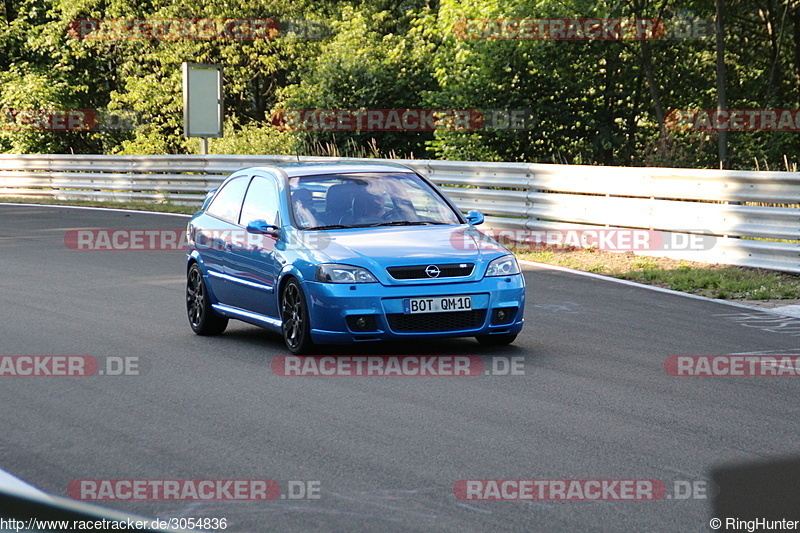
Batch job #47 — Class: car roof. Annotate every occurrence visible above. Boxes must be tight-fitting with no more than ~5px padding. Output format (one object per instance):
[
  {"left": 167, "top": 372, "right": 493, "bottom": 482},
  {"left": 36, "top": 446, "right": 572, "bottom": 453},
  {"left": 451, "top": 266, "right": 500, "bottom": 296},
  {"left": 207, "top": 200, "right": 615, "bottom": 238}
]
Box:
[{"left": 243, "top": 161, "right": 417, "bottom": 178}]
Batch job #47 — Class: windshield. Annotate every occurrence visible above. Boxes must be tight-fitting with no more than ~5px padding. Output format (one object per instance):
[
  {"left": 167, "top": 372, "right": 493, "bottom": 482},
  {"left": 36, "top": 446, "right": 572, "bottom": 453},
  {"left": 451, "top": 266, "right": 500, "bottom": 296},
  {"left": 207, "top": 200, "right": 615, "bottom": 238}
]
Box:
[{"left": 288, "top": 172, "right": 462, "bottom": 230}]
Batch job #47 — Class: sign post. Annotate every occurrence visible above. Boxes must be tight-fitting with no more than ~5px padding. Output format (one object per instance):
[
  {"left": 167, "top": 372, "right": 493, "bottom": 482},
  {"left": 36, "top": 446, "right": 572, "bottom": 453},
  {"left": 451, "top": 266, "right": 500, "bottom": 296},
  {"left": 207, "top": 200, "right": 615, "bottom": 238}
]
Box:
[{"left": 182, "top": 63, "right": 223, "bottom": 154}]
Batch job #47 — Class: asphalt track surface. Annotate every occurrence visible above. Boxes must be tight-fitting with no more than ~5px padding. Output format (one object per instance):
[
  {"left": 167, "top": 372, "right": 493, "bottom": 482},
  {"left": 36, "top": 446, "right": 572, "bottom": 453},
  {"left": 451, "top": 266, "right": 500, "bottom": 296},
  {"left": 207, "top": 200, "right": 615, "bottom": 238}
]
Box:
[{"left": 1, "top": 204, "right": 799, "bottom": 532}]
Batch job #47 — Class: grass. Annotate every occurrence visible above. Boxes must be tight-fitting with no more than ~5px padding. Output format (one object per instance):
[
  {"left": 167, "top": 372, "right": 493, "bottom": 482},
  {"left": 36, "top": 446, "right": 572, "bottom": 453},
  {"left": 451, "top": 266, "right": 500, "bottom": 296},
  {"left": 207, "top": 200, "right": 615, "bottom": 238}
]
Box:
[
  {"left": 0, "top": 196, "right": 198, "bottom": 215},
  {"left": 618, "top": 266, "right": 800, "bottom": 300},
  {"left": 517, "top": 247, "right": 800, "bottom": 301}
]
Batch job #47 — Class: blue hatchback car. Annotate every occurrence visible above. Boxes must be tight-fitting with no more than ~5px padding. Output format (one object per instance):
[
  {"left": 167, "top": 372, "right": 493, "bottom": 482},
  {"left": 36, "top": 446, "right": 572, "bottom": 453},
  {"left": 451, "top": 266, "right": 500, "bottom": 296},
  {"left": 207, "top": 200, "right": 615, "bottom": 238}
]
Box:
[{"left": 186, "top": 162, "right": 525, "bottom": 354}]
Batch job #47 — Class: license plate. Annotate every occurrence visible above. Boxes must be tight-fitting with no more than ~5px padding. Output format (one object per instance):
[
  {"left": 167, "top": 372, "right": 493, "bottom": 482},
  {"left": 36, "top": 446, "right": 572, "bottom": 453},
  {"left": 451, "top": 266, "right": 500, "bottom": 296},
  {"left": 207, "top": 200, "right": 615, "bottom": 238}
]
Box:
[{"left": 403, "top": 296, "right": 472, "bottom": 314}]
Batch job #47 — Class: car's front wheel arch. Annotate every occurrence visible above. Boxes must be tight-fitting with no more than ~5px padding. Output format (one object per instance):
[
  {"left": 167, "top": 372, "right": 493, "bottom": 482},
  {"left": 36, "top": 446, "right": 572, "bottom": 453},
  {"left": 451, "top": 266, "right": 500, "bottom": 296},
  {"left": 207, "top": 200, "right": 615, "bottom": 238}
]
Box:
[{"left": 279, "top": 275, "right": 315, "bottom": 354}]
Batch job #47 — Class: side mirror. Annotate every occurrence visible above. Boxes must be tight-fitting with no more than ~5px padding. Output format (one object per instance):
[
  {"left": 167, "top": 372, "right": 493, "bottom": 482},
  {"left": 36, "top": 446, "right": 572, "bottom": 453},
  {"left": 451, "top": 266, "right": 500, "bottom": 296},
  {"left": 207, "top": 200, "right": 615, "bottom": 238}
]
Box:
[
  {"left": 465, "top": 210, "right": 485, "bottom": 226},
  {"left": 246, "top": 220, "right": 280, "bottom": 237}
]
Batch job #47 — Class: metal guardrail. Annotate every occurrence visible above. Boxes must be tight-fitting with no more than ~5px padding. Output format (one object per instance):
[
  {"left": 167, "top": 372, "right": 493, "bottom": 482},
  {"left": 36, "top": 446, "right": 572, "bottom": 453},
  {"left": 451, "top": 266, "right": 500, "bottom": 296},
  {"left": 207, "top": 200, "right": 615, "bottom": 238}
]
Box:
[{"left": 1, "top": 154, "right": 799, "bottom": 273}]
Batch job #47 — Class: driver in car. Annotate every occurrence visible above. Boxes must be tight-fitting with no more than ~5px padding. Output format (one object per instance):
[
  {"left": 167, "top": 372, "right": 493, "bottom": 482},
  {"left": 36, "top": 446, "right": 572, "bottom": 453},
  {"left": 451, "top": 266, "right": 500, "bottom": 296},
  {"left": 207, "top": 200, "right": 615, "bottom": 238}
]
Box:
[
  {"left": 342, "top": 189, "right": 386, "bottom": 225},
  {"left": 292, "top": 188, "right": 319, "bottom": 227}
]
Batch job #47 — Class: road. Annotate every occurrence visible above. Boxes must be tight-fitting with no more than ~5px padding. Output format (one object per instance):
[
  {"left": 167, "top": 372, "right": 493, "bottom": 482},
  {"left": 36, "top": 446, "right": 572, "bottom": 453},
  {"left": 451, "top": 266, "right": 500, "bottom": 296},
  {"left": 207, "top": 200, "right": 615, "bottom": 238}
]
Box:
[{"left": 1, "top": 204, "right": 798, "bottom": 532}]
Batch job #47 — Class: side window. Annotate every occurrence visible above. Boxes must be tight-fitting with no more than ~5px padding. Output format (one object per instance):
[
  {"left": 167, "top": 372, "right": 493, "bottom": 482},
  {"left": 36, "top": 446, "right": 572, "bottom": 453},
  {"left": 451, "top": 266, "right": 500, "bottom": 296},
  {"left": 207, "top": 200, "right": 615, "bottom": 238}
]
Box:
[
  {"left": 206, "top": 177, "right": 250, "bottom": 224},
  {"left": 240, "top": 176, "right": 280, "bottom": 226}
]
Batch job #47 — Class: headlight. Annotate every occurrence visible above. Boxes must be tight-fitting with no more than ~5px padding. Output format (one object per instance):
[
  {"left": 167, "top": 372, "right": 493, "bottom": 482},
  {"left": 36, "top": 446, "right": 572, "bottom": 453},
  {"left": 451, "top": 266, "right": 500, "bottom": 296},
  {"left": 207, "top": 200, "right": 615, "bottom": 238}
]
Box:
[
  {"left": 315, "top": 264, "right": 378, "bottom": 283},
  {"left": 486, "top": 255, "right": 520, "bottom": 277}
]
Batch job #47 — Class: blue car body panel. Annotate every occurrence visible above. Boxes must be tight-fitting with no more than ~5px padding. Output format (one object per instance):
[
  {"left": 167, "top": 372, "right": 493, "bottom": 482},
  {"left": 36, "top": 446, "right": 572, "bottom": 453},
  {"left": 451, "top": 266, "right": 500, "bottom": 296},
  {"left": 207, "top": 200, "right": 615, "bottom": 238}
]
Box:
[{"left": 187, "top": 162, "right": 525, "bottom": 345}]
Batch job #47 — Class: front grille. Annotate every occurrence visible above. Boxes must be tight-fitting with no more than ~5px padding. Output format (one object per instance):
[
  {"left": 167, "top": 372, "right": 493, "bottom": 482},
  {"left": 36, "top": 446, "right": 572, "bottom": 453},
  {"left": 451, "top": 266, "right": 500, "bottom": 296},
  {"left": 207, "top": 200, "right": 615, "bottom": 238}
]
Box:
[
  {"left": 387, "top": 263, "right": 474, "bottom": 280},
  {"left": 386, "top": 310, "right": 486, "bottom": 332}
]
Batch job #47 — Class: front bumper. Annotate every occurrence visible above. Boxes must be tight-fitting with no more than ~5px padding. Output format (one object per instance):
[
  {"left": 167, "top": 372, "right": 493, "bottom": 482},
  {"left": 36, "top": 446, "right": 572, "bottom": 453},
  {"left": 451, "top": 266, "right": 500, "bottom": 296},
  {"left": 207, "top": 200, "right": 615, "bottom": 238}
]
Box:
[{"left": 304, "top": 275, "right": 525, "bottom": 344}]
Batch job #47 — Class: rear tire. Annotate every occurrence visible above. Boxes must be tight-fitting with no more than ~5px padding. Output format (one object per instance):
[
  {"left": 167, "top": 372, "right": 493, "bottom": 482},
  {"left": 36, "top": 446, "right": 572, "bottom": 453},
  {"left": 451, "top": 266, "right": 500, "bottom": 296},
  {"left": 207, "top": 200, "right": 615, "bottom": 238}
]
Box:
[
  {"left": 186, "top": 263, "right": 228, "bottom": 335},
  {"left": 281, "top": 279, "right": 315, "bottom": 355},
  {"left": 476, "top": 333, "right": 517, "bottom": 346}
]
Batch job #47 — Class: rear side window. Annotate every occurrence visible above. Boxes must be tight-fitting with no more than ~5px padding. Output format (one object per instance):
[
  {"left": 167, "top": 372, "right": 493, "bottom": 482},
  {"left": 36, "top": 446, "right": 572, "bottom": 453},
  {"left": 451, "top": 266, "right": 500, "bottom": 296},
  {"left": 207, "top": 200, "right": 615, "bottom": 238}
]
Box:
[
  {"left": 206, "top": 177, "right": 250, "bottom": 223},
  {"left": 240, "top": 176, "right": 280, "bottom": 226}
]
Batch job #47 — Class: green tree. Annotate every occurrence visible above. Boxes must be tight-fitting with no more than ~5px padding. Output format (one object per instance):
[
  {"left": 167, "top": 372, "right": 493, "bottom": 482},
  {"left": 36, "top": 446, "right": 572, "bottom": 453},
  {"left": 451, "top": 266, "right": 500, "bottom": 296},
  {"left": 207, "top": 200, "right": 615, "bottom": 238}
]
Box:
[{"left": 277, "top": 5, "right": 439, "bottom": 158}]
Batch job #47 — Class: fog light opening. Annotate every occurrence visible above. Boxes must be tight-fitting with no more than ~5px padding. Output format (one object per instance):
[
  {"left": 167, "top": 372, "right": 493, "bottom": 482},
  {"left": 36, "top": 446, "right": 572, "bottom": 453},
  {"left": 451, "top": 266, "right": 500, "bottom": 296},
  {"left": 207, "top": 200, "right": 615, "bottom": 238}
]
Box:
[
  {"left": 346, "top": 314, "right": 378, "bottom": 332},
  {"left": 491, "top": 307, "right": 517, "bottom": 325}
]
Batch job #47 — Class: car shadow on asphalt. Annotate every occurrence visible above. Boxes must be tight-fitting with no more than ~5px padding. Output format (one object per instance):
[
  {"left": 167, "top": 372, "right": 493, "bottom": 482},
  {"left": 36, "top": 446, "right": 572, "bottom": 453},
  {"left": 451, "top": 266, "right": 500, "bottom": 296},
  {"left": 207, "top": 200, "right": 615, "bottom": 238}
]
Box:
[{"left": 211, "top": 322, "right": 529, "bottom": 358}]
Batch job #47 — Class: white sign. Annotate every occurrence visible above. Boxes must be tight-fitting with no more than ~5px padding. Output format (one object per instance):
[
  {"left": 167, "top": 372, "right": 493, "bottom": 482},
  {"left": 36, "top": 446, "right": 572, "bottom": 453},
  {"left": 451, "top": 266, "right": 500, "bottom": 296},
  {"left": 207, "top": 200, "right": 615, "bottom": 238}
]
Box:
[{"left": 183, "top": 63, "right": 222, "bottom": 138}]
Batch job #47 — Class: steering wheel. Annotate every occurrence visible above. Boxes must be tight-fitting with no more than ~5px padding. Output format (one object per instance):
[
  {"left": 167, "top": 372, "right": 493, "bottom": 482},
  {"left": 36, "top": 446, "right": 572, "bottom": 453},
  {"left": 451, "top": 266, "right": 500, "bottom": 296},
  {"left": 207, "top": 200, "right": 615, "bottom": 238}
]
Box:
[{"left": 381, "top": 208, "right": 403, "bottom": 221}]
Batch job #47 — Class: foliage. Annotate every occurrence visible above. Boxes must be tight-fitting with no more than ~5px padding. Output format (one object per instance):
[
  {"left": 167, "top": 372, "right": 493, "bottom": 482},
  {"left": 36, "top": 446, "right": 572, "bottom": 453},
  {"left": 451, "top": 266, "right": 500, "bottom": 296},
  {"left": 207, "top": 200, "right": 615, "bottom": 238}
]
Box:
[{"left": 2, "top": 0, "right": 800, "bottom": 169}]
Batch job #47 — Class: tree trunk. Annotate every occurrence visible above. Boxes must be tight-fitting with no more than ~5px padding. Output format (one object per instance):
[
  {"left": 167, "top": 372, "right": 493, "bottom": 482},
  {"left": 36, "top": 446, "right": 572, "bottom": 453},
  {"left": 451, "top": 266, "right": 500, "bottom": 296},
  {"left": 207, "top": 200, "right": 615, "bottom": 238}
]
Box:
[{"left": 716, "top": 0, "right": 728, "bottom": 169}]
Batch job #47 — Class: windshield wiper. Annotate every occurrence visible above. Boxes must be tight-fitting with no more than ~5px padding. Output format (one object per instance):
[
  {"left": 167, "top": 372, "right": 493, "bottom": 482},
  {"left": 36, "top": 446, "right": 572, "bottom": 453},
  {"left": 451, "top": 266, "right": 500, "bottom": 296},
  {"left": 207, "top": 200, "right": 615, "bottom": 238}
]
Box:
[
  {"left": 368, "top": 221, "right": 447, "bottom": 227},
  {"left": 305, "top": 224, "right": 351, "bottom": 230}
]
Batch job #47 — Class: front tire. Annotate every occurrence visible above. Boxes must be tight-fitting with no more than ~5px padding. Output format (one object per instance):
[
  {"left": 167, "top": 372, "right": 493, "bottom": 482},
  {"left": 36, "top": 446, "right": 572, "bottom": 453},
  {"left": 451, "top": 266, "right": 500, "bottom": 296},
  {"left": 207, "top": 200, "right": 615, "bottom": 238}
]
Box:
[
  {"left": 186, "top": 263, "right": 228, "bottom": 335},
  {"left": 281, "top": 279, "right": 315, "bottom": 355},
  {"left": 476, "top": 333, "right": 517, "bottom": 346}
]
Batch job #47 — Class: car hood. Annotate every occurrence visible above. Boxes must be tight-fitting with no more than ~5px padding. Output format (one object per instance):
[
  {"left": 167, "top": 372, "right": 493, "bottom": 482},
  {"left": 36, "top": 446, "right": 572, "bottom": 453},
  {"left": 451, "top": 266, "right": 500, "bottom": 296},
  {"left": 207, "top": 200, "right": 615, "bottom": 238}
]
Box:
[{"left": 297, "top": 225, "right": 510, "bottom": 283}]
